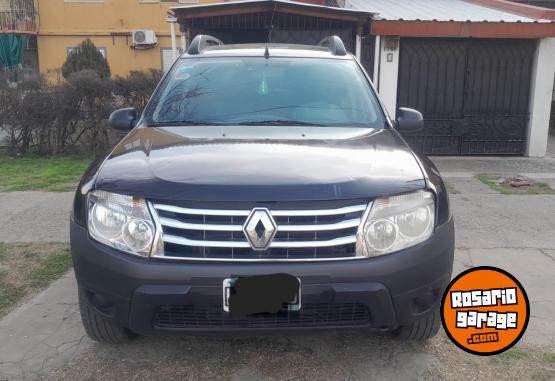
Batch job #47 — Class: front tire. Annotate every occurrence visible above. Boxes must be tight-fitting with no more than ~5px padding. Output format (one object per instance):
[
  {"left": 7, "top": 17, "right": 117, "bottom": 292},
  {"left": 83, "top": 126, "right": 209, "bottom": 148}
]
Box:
[
  {"left": 393, "top": 309, "right": 441, "bottom": 341},
  {"left": 78, "top": 289, "right": 135, "bottom": 344}
]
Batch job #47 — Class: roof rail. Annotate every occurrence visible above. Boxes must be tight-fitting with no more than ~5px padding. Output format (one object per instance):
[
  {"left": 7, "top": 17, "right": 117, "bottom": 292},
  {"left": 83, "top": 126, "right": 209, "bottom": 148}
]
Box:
[
  {"left": 318, "top": 35, "right": 347, "bottom": 56},
  {"left": 187, "top": 35, "right": 223, "bottom": 55}
]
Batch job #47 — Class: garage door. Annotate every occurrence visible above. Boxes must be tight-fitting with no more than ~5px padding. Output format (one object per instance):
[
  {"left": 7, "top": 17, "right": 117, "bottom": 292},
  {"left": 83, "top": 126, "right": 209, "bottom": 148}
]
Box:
[{"left": 397, "top": 38, "right": 536, "bottom": 155}]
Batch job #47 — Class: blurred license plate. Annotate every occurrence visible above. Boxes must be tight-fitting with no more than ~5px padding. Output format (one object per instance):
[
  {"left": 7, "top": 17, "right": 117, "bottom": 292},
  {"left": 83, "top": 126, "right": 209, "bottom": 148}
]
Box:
[{"left": 223, "top": 274, "right": 301, "bottom": 314}]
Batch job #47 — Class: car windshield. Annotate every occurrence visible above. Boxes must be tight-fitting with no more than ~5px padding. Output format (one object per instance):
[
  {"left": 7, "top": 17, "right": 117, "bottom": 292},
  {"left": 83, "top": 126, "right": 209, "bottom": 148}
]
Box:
[{"left": 145, "top": 57, "right": 385, "bottom": 128}]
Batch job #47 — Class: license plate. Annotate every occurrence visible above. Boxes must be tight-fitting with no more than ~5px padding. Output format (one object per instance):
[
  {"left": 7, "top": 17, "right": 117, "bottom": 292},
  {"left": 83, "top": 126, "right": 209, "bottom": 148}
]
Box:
[{"left": 223, "top": 273, "right": 301, "bottom": 315}]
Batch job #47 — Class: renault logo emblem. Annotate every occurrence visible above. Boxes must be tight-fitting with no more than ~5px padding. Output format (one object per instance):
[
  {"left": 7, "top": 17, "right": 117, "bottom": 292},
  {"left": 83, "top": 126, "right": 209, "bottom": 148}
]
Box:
[{"left": 243, "top": 208, "right": 277, "bottom": 251}]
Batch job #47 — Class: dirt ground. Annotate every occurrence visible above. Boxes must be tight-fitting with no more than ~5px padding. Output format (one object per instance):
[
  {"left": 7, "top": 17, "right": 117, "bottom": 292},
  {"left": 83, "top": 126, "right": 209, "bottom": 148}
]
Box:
[{"left": 42, "top": 331, "right": 554, "bottom": 381}]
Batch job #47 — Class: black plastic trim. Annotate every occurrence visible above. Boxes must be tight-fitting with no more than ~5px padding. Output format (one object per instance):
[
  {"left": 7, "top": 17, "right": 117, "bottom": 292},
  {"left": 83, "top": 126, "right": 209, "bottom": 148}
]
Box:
[
  {"left": 187, "top": 34, "right": 223, "bottom": 55},
  {"left": 318, "top": 35, "right": 347, "bottom": 56}
]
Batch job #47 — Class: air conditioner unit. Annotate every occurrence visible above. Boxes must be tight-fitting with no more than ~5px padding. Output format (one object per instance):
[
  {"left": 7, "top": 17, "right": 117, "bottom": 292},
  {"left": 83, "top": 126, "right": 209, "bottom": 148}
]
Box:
[{"left": 132, "top": 30, "right": 157, "bottom": 46}]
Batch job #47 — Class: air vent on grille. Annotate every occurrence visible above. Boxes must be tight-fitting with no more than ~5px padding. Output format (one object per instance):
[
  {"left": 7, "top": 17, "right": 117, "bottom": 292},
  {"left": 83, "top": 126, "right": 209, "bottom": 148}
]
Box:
[
  {"left": 149, "top": 201, "right": 369, "bottom": 261},
  {"left": 154, "top": 303, "right": 371, "bottom": 329}
]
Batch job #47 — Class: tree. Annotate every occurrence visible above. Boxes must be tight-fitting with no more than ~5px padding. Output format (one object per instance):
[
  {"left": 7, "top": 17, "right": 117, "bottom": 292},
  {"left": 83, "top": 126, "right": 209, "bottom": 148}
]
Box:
[{"left": 61, "top": 39, "right": 111, "bottom": 79}]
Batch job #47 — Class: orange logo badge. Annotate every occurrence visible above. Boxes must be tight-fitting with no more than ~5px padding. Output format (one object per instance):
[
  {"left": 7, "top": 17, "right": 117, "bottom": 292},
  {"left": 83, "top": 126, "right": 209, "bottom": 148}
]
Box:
[{"left": 441, "top": 266, "right": 529, "bottom": 356}]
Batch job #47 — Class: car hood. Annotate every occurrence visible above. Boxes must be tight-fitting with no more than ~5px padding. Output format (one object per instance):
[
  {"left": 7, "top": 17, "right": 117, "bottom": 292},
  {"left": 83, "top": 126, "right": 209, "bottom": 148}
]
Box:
[{"left": 93, "top": 125, "right": 425, "bottom": 201}]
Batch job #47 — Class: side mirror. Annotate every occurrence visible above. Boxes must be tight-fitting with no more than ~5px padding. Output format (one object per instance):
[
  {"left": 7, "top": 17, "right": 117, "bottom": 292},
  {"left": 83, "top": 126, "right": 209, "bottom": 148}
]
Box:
[
  {"left": 396, "top": 107, "right": 423, "bottom": 131},
  {"left": 109, "top": 108, "right": 138, "bottom": 131}
]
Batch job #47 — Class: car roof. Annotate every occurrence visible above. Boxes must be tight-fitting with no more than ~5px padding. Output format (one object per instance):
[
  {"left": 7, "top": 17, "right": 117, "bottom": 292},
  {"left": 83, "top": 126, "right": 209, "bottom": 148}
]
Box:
[{"left": 180, "top": 43, "right": 353, "bottom": 60}]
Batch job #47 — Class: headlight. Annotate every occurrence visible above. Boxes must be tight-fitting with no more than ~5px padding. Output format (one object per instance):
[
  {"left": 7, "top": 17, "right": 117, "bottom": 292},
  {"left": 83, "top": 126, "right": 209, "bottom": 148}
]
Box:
[
  {"left": 88, "top": 190, "right": 155, "bottom": 257},
  {"left": 361, "top": 190, "right": 435, "bottom": 257}
]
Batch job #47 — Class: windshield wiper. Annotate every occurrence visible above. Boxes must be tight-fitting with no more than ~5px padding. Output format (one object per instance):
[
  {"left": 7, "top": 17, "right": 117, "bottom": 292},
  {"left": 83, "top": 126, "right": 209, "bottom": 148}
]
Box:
[
  {"left": 237, "top": 120, "right": 325, "bottom": 126},
  {"left": 150, "top": 120, "right": 325, "bottom": 127},
  {"left": 150, "top": 120, "right": 223, "bottom": 126}
]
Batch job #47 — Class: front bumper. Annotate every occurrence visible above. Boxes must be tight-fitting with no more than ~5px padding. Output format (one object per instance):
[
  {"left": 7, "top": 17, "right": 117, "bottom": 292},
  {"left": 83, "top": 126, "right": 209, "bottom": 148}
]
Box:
[{"left": 71, "top": 219, "right": 455, "bottom": 334}]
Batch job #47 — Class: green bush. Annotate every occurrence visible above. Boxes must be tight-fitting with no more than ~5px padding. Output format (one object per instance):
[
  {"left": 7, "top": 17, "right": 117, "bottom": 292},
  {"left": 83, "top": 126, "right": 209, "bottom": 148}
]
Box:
[
  {"left": 0, "top": 68, "right": 160, "bottom": 156},
  {"left": 113, "top": 69, "right": 162, "bottom": 112},
  {"left": 61, "top": 39, "right": 111, "bottom": 79}
]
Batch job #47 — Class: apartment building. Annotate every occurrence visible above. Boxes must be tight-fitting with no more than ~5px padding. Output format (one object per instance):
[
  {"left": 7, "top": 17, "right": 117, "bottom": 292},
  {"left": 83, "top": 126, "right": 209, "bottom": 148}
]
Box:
[{"left": 35, "top": 0, "right": 232, "bottom": 76}]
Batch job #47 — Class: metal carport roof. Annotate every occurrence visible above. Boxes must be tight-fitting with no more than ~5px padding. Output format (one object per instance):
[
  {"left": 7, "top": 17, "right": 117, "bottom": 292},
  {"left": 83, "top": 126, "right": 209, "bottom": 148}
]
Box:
[
  {"left": 170, "top": 0, "right": 375, "bottom": 24},
  {"left": 345, "top": 0, "right": 553, "bottom": 22},
  {"left": 344, "top": 0, "right": 555, "bottom": 37}
]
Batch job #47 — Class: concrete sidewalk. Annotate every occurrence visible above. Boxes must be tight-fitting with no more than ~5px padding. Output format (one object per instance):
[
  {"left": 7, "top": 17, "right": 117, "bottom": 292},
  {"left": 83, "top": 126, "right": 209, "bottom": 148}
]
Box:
[
  {"left": 0, "top": 273, "right": 88, "bottom": 381},
  {"left": 431, "top": 132, "right": 555, "bottom": 177},
  {"left": 1, "top": 155, "right": 555, "bottom": 380},
  {"left": 432, "top": 156, "right": 555, "bottom": 178},
  {"left": 0, "top": 192, "right": 73, "bottom": 242}
]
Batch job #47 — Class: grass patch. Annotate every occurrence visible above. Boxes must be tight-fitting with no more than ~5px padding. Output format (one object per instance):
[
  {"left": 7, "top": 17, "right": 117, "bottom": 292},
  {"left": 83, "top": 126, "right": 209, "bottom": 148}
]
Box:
[
  {"left": 0, "top": 155, "right": 95, "bottom": 192},
  {"left": 493, "top": 347, "right": 529, "bottom": 362},
  {"left": 445, "top": 182, "right": 460, "bottom": 194},
  {"left": 544, "top": 352, "right": 555, "bottom": 363},
  {"left": 0, "top": 242, "right": 72, "bottom": 316},
  {"left": 476, "top": 174, "right": 555, "bottom": 195}
]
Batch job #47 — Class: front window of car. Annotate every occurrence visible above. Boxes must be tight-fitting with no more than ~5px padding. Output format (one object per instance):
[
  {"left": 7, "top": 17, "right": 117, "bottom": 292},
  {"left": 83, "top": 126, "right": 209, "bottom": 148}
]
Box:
[{"left": 144, "top": 57, "right": 385, "bottom": 128}]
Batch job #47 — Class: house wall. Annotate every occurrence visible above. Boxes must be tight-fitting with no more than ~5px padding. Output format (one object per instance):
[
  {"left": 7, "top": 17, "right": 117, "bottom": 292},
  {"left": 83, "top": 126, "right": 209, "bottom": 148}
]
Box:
[
  {"left": 36, "top": 0, "right": 220, "bottom": 77},
  {"left": 526, "top": 37, "right": 555, "bottom": 157},
  {"left": 37, "top": 34, "right": 175, "bottom": 77},
  {"left": 375, "top": 36, "right": 400, "bottom": 118}
]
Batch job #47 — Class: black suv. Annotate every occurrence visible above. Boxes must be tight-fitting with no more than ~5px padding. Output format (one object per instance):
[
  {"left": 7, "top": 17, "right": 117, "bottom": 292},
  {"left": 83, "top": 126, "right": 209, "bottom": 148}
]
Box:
[{"left": 70, "top": 35, "right": 454, "bottom": 343}]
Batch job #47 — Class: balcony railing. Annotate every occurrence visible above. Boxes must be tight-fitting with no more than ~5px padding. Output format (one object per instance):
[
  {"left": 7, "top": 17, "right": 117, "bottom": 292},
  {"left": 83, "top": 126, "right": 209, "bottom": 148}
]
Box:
[{"left": 0, "top": 0, "right": 36, "bottom": 33}]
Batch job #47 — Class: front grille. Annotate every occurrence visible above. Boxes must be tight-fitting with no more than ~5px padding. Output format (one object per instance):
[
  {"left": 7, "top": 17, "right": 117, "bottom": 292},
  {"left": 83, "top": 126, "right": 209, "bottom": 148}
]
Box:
[
  {"left": 150, "top": 201, "right": 368, "bottom": 261},
  {"left": 153, "top": 303, "right": 371, "bottom": 329}
]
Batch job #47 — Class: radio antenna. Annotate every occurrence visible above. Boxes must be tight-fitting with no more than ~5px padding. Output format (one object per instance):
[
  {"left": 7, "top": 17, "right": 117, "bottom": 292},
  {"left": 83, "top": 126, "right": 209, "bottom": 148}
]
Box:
[{"left": 265, "top": 2, "right": 278, "bottom": 58}]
